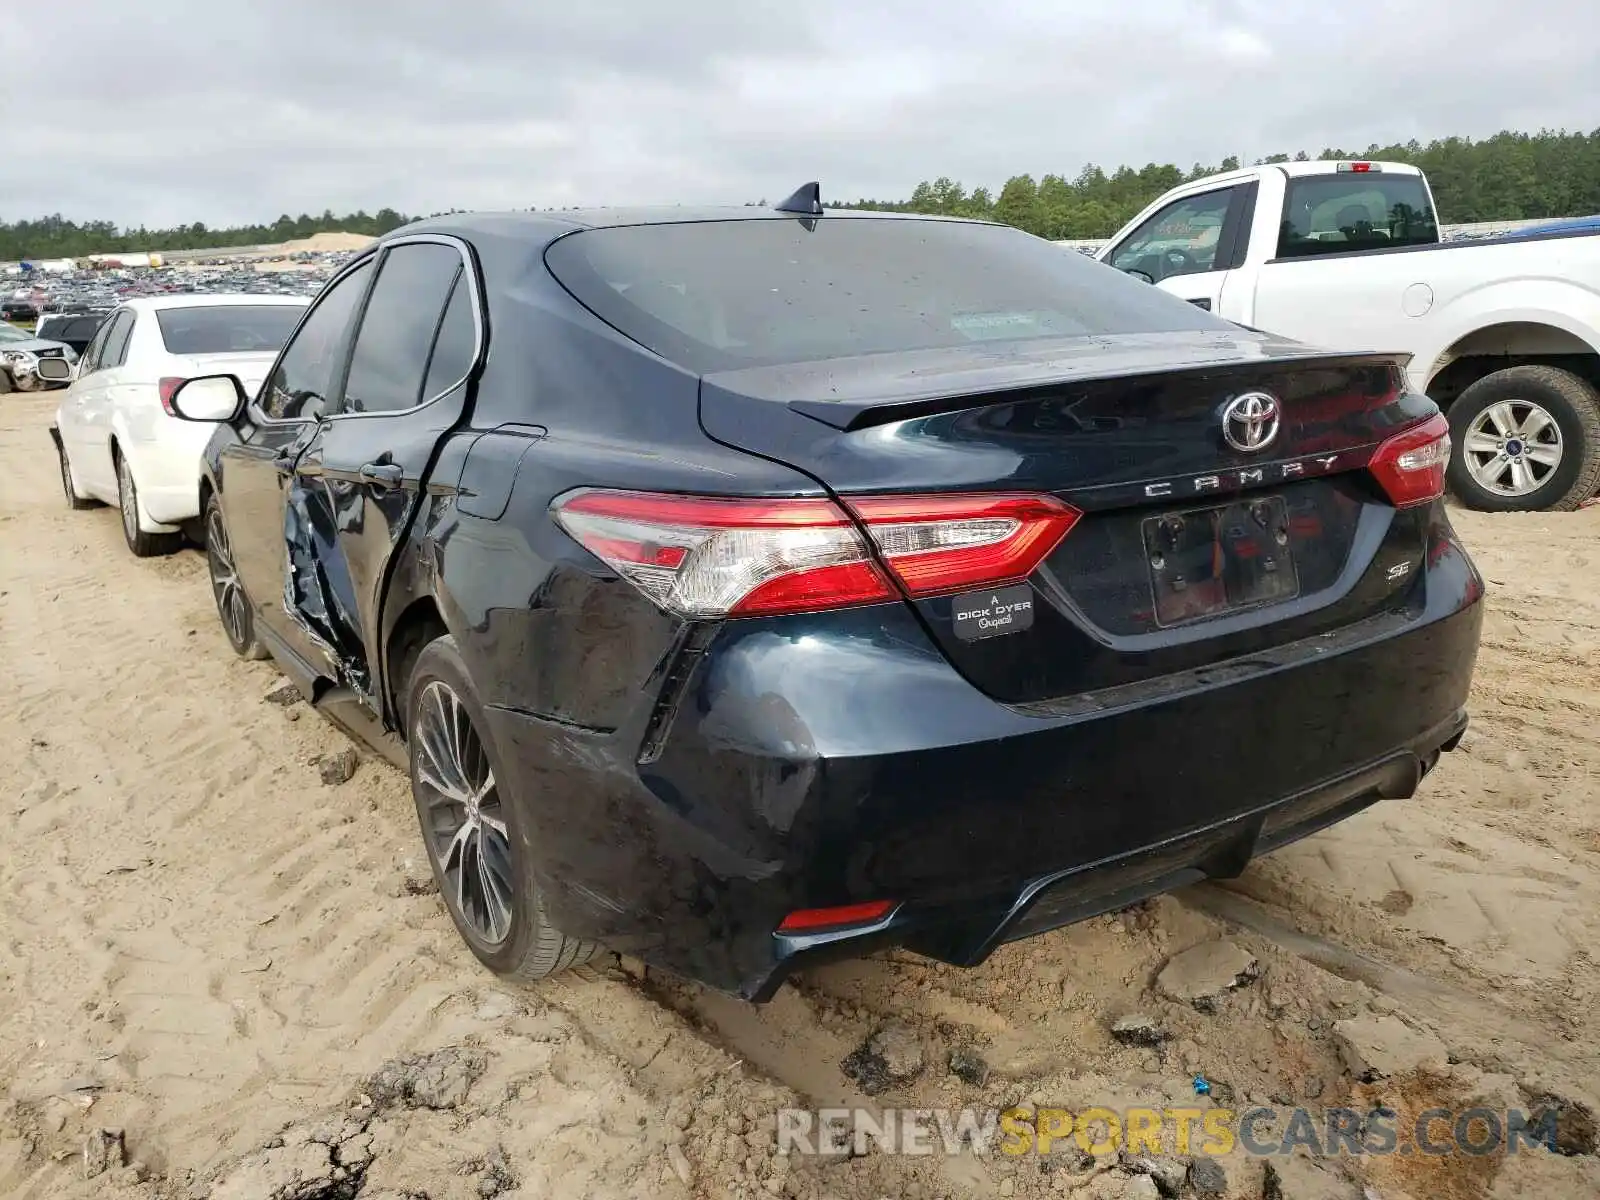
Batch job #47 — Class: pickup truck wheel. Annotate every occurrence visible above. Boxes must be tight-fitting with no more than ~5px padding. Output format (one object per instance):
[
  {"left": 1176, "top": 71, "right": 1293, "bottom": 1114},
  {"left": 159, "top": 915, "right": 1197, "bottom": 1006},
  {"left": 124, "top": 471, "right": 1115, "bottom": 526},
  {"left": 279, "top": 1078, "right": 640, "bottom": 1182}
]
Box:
[
  {"left": 1446, "top": 366, "right": 1600, "bottom": 512},
  {"left": 405, "top": 634, "right": 601, "bottom": 983}
]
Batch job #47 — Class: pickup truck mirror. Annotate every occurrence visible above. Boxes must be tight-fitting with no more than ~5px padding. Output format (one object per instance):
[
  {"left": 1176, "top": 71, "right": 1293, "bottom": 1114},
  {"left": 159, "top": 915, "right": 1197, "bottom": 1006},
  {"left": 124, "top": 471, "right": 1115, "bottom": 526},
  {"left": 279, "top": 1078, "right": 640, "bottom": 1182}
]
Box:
[
  {"left": 169, "top": 374, "right": 247, "bottom": 423},
  {"left": 1122, "top": 268, "right": 1155, "bottom": 285},
  {"left": 34, "top": 356, "right": 75, "bottom": 382}
]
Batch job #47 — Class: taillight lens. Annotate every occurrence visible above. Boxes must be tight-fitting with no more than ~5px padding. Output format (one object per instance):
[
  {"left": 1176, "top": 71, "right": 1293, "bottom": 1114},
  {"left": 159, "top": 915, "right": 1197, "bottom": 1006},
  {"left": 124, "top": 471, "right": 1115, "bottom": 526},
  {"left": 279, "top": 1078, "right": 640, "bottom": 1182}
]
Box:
[
  {"left": 776, "top": 900, "right": 896, "bottom": 934},
  {"left": 158, "top": 376, "right": 187, "bottom": 416},
  {"left": 1369, "top": 414, "right": 1451, "bottom": 508},
  {"left": 550, "top": 489, "right": 1080, "bottom": 618}
]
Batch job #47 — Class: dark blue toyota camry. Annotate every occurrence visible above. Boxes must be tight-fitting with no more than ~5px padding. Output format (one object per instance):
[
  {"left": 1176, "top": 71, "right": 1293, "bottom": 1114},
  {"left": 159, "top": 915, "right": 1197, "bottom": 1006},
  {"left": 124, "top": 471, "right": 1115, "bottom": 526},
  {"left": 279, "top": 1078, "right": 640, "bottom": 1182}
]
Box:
[{"left": 172, "top": 187, "right": 1483, "bottom": 1000}]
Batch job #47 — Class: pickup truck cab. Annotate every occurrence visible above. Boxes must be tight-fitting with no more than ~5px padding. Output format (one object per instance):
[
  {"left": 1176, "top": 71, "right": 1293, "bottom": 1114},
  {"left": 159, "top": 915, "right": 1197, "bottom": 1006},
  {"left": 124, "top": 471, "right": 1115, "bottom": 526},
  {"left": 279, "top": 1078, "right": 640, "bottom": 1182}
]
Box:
[{"left": 1098, "top": 160, "right": 1600, "bottom": 511}]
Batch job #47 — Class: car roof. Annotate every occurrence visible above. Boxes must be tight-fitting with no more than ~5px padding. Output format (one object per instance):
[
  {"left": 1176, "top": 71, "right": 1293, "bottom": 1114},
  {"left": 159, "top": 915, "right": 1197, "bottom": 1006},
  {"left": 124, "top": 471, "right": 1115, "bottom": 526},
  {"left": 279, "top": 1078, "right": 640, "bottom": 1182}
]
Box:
[
  {"left": 392, "top": 206, "right": 987, "bottom": 249},
  {"left": 114, "top": 294, "right": 310, "bottom": 313}
]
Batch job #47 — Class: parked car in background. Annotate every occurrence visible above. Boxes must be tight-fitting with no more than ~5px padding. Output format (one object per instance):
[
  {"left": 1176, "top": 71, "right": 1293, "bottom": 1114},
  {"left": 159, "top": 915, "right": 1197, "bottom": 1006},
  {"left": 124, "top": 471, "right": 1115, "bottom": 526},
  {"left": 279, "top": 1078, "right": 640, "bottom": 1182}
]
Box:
[
  {"left": 43, "top": 294, "right": 309, "bottom": 555},
  {"left": 34, "top": 309, "right": 111, "bottom": 356},
  {"left": 1098, "top": 160, "right": 1600, "bottom": 512},
  {"left": 170, "top": 200, "right": 1482, "bottom": 1000},
  {"left": 0, "top": 321, "right": 75, "bottom": 393},
  {"left": 2, "top": 295, "right": 41, "bottom": 324}
]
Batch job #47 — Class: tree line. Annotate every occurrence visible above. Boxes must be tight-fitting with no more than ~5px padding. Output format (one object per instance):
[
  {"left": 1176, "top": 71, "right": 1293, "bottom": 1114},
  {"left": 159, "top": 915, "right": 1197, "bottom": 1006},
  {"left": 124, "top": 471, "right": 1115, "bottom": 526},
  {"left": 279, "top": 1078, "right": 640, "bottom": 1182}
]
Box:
[
  {"left": 5, "top": 128, "right": 1600, "bottom": 260},
  {"left": 835, "top": 129, "right": 1600, "bottom": 240},
  {"left": 0, "top": 209, "right": 414, "bottom": 262}
]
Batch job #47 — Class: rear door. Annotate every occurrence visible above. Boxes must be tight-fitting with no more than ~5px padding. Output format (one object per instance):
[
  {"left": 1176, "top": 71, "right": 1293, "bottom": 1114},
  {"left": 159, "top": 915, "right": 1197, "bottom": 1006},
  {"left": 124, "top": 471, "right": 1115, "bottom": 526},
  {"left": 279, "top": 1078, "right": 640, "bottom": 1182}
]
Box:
[
  {"left": 220, "top": 258, "right": 376, "bottom": 682},
  {"left": 71, "top": 309, "right": 133, "bottom": 495},
  {"left": 57, "top": 315, "right": 113, "bottom": 484},
  {"left": 288, "top": 237, "right": 480, "bottom": 709},
  {"left": 1245, "top": 168, "right": 1442, "bottom": 358},
  {"left": 1103, "top": 184, "right": 1257, "bottom": 316}
]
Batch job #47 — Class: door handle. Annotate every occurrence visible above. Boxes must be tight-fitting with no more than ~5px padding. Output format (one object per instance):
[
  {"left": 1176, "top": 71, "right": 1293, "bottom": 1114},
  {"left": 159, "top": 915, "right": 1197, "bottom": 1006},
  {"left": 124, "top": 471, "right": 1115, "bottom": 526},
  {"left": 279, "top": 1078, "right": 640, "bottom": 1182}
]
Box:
[{"left": 358, "top": 462, "right": 404, "bottom": 489}]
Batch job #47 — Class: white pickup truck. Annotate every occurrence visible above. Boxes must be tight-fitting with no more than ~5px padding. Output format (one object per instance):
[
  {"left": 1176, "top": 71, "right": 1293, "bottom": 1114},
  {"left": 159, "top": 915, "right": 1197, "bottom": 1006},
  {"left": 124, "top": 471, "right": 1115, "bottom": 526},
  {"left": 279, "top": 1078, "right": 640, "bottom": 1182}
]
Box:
[{"left": 1097, "top": 159, "right": 1600, "bottom": 511}]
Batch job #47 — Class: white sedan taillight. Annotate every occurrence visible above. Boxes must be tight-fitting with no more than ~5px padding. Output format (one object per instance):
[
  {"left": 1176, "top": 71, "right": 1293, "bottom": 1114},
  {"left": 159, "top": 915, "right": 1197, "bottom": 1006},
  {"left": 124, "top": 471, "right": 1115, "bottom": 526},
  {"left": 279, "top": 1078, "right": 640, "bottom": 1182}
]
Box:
[{"left": 551, "top": 489, "right": 1081, "bottom": 618}]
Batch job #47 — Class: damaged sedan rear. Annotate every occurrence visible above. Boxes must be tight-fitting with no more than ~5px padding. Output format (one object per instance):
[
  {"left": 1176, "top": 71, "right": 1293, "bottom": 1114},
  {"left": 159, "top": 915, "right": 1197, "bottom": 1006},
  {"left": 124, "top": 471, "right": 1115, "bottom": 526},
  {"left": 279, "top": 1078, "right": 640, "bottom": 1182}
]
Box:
[{"left": 172, "top": 196, "right": 1484, "bottom": 999}]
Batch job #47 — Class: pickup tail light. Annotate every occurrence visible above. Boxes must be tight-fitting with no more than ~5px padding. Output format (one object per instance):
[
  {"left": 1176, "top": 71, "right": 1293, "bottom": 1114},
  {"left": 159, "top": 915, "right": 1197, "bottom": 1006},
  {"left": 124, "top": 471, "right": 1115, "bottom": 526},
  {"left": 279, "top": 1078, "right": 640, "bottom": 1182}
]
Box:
[
  {"left": 551, "top": 489, "right": 1080, "bottom": 619},
  {"left": 158, "top": 376, "right": 188, "bottom": 416},
  {"left": 1369, "top": 414, "right": 1451, "bottom": 508}
]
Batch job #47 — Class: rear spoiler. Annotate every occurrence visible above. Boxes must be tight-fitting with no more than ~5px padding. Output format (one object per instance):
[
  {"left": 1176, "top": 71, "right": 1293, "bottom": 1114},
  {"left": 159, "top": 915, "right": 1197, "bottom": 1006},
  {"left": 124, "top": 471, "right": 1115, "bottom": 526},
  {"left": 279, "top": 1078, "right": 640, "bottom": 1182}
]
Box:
[{"left": 787, "top": 348, "right": 1416, "bottom": 432}]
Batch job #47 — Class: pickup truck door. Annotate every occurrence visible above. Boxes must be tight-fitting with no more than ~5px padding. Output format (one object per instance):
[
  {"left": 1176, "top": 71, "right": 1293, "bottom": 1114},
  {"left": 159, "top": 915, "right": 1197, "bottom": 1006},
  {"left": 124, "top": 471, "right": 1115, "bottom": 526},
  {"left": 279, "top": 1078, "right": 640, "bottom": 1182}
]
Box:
[
  {"left": 1242, "top": 169, "right": 1446, "bottom": 370},
  {"left": 287, "top": 238, "right": 478, "bottom": 714},
  {"left": 1102, "top": 182, "right": 1257, "bottom": 317}
]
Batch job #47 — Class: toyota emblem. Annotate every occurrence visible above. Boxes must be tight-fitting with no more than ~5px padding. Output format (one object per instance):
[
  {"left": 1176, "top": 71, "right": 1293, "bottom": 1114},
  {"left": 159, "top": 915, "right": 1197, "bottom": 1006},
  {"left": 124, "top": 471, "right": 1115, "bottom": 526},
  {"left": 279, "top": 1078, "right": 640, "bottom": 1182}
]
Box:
[{"left": 1221, "top": 391, "right": 1281, "bottom": 453}]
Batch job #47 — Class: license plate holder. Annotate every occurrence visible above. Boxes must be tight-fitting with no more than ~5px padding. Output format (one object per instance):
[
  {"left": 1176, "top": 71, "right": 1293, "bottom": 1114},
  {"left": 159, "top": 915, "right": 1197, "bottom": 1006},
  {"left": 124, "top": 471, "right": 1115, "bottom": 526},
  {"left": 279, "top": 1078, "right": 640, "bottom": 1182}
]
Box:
[{"left": 1142, "top": 496, "right": 1298, "bottom": 627}]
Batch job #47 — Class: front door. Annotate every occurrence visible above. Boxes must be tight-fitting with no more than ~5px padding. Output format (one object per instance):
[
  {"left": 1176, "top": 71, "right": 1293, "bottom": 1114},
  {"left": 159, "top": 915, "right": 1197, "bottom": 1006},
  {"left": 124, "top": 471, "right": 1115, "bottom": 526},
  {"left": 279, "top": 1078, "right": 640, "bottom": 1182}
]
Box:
[
  {"left": 218, "top": 257, "right": 376, "bottom": 683},
  {"left": 288, "top": 239, "right": 479, "bottom": 710}
]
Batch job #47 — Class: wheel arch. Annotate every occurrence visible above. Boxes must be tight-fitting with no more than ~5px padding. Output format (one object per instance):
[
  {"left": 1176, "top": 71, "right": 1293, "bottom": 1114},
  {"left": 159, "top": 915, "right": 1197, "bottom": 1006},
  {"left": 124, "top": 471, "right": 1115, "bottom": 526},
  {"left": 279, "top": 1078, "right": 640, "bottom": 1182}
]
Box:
[
  {"left": 1424, "top": 317, "right": 1600, "bottom": 410},
  {"left": 383, "top": 595, "right": 450, "bottom": 740}
]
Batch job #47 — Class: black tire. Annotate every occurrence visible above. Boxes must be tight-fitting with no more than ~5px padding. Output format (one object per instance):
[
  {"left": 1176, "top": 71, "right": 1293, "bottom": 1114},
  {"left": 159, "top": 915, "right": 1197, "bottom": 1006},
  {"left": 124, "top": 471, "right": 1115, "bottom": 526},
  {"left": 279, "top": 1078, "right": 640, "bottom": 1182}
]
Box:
[
  {"left": 0, "top": 370, "right": 12, "bottom": 394},
  {"left": 114, "top": 448, "right": 182, "bottom": 557},
  {"left": 405, "top": 634, "right": 600, "bottom": 982},
  {"left": 1445, "top": 365, "right": 1600, "bottom": 512},
  {"left": 55, "top": 436, "right": 96, "bottom": 510},
  {"left": 203, "top": 493, "right": 269, "bottom": 660}
]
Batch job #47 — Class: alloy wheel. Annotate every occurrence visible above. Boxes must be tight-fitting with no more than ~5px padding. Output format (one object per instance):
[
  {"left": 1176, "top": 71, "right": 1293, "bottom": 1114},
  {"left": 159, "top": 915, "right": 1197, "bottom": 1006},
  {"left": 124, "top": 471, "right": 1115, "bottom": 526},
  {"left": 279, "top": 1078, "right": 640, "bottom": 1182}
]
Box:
[
  {"left": 1462, "top": 400, "right": 1564, "bottom": 498},
  {"left": 414, "top": 681, "right": 515, "bottom": 945},
  {"left": 205, "top": 506, "right": 251, "bottom": 649},
  {"left": 118, "top": 457, "right": 139, "bottom": 541}
]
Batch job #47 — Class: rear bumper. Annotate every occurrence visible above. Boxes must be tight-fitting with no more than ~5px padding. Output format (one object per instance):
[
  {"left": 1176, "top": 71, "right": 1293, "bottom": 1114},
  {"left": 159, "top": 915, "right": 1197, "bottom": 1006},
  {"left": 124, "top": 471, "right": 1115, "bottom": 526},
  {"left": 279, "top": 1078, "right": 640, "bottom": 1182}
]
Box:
[
  {"left": 481, "top": 523, "right": 1483, "bottom": 999},
  {"left": 120, "top": 415, "right": 211, "bottom": 525}
]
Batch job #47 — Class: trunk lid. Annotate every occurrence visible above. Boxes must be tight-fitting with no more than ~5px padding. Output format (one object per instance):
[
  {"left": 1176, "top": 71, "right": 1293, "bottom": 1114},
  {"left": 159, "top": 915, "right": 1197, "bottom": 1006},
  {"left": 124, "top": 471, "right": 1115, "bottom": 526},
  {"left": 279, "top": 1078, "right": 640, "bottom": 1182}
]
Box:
[
  {"left": 699, "top": 330, "right": 1438, "bottom": 705},
  {"left": 173, "top": 350, "right": 278, "bottom": 396}
]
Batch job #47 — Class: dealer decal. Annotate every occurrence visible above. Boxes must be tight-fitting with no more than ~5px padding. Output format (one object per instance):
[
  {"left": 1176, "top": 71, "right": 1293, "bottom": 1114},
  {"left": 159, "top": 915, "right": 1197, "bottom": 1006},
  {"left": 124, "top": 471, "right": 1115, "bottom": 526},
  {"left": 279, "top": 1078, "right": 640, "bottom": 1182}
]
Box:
[{"left": 952, "top": 584, "right": 1035, "bottom": 641}]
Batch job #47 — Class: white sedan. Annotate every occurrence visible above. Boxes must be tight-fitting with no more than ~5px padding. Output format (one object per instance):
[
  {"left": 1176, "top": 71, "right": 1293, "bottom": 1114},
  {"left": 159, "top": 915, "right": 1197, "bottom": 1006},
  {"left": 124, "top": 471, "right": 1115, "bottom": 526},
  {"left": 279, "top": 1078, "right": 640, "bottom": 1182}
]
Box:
[{"left": 48, "top": 294, "right": 309, "bottom": 555}]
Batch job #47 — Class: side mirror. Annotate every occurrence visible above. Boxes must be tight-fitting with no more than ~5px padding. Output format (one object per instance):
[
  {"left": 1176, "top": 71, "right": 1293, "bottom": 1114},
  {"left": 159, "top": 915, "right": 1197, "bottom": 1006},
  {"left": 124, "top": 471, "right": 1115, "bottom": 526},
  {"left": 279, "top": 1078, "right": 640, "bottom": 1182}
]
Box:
[
  {"left": 1123, "top": 268, "right": 1156, "bottom": 285},
  {"left": 35, "top": 356, "right": 75, "bottom": 382},
  {"left": 169, "top": 374, "right": 247, "bottom": 422}
]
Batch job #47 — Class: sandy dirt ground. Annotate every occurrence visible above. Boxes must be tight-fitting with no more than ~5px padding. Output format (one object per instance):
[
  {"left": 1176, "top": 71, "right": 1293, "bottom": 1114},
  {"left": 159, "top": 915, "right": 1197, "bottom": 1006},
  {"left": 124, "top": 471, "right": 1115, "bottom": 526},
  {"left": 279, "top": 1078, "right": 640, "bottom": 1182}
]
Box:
[{"left": 2, "top": 393, "right": 1598, "bottom": 1200}]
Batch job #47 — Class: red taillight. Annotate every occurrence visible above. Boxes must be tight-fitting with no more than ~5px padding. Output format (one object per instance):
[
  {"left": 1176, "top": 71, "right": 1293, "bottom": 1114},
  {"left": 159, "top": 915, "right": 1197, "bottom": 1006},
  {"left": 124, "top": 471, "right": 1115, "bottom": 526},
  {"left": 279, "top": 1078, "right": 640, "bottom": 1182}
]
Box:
[
  {"left": 776, "top": 900, "right": 895, "bottom": 934},
  {"left": 550, "top": 489, "right": 1080, "bottom": 619},
  {"left": 1369, "top": 414, "right": 1451, "bottom": 508},
  {"left": 158, "top": 376, "right": 187, "bottom": 416}
]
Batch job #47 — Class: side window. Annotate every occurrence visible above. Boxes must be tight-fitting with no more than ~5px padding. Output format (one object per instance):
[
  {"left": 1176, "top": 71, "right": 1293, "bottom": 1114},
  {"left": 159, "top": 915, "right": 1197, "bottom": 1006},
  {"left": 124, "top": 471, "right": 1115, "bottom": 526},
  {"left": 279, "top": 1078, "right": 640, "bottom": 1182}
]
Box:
[
  {"left": 259, "top": 260, "right": 374, "bottom": 421},
  {"left": 420, "top": 272, "right": 476, "bottom": 401},
  {"left": 340, "top": 243, "right": 463, "bottom": 415},
  {"left": 103, "top": 311, "right": 136, "bottom": 367},
  {"left": 78, "top": 316, "right": 114, "bottom": 375},
  {"left": 1109, "top": 188, "right": 1238, "bottom": 282}
]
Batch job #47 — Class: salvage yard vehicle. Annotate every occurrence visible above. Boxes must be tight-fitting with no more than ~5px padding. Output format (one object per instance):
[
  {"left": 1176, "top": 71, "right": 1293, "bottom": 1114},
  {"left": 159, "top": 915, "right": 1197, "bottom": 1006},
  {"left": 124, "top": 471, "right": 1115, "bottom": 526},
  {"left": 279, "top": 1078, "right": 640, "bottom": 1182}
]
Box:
[
  {"left": 33, "top": 309, "right": 111, "bottom": 356},
  {"left": 1099, "top": 159, "right": 1600, "bottom": 512},
  {"left": 169, "top": 192, "right": 1484, "bottom": 1000},
  {"left": 41, "top": 294, "right": 309, "bottom": 555},
  {"left": 0, "top": 320, "right": 74, "bottom": 393}
]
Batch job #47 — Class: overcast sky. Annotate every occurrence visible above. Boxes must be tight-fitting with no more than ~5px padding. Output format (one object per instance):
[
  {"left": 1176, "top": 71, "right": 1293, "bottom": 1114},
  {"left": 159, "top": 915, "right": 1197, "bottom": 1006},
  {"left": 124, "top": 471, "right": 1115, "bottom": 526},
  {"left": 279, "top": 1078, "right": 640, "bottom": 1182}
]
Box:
[{"left": 8, "top": 0, "right": 1597, "bottom": 229}]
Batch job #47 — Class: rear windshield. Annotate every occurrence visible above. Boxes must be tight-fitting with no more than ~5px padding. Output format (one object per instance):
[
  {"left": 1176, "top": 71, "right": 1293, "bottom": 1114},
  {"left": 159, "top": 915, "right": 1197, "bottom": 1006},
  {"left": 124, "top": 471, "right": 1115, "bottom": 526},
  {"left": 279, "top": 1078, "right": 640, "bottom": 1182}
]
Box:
[
  {"left": 544, "top": 217, "right": 1229, "bottom": 373},
  {"left": 1277, "top": 172, "right": 1438, "bottom": 258},
  {"left": 155, "top": 305, "right": 304, "bottom": 355}
]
